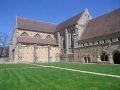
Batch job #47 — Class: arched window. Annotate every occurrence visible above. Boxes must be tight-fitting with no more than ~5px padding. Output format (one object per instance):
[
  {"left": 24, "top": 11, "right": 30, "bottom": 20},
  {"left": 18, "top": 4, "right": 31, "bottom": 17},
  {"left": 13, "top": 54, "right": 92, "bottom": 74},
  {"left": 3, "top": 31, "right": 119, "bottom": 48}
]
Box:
[
  {"left": 100, "top": 52, "right": 108, "bottom": 61},
  {"left": 45, "top": 35, "right": 53, "bottom": 40},
  {"left": 113, "top": 50, "right": 120, "bottom": 64},
  {"left": 20, "top": 32, "right": 29, "bottom": 37},
  {"left": 34, "top": 34, "right": 41, "bottom": 38},
  {"left": 87, "top": 54, "right": 90, "bottom": 63}
]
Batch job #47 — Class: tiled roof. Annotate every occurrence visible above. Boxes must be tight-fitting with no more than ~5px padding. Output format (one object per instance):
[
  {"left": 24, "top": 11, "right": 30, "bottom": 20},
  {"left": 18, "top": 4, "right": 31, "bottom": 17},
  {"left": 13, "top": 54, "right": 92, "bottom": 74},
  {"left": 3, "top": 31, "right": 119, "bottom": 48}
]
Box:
[
  {"left": 80, "top": 8, "right": 120, "bottom": 40},
  {"left": 17, "top": 17, "right": 57, "bottom": 33},
  {"left": 17, "top": 37, "right": 58, "bottom": 46},
  {"left": 55, "top": 11, "right": 84, "bottom": 32},
  {"left": 16, "top": 10, "right": 84, "bottom": 33}
]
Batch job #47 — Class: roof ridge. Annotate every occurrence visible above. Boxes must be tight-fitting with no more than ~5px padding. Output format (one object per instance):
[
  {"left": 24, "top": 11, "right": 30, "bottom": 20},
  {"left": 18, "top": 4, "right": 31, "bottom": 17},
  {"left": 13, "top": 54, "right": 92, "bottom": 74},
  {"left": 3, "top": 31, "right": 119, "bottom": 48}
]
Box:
[
  {"left": 58, "top": 10, "right": 85, "bottom": 24},
  {"left": 55, "top": 9, "right": 85, "bottom": 32},
  {"left": 16, "top": 16, "right": 58, "bottom": 25},
  {"left": 92, "top": 8, "right": 120, "bottom": 20}
]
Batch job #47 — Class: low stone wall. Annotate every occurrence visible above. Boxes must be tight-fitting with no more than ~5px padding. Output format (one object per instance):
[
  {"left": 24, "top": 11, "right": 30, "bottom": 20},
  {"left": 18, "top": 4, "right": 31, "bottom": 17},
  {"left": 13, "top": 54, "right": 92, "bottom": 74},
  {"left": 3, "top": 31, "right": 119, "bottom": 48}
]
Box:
[{"left": 0, "top": 58, "right": 12, "bottom": 64}]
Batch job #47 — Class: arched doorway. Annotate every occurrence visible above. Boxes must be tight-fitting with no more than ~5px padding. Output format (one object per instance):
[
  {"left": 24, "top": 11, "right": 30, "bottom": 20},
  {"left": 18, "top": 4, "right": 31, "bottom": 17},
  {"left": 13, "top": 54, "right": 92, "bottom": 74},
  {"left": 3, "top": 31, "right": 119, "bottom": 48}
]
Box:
[
  {"left": 113, "top": 51, "right": 120, "bottom": 64},
  {"left": 100, "top": 52, "right": 108, "bottom": 61},
  {"left": 87, "top": 54, "right": 90, "bottom": 63}
]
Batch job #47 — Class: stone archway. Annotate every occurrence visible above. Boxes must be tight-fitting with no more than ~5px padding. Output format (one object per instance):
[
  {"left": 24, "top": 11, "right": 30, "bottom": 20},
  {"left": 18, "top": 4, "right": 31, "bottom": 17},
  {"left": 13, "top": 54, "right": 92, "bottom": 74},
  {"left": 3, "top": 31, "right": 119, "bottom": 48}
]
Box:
[
  {"left": 100, "top": 51, "right": 108, "bottom": 61},
  {"left": 87, "top": 54, "right": 90, "bottom": 63},
  {"left": 113, "top": 50, "right": 120, "bottom": 64}
]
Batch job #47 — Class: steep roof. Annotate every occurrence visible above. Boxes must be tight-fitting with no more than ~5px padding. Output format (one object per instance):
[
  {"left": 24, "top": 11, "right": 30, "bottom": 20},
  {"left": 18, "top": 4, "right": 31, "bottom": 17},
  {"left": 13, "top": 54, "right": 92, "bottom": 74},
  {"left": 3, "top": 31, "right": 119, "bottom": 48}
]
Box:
[
  {"left": 80, "top": 8, "right": 120, "bottom": 40},
  {"left": 16, "top": 16, "right": 57, "bottom": 33},
  {"left": 17, "top": 37, "right": 58, "bottom": 46},
  {"left": 55, "top": 11, "right": 84, "bottom": 32},
  {"left": 16, "top": 10, "right": 84, "bottom": 33},
  {"left": 16, "top": 10, "right": 85, "bottom": 45}
]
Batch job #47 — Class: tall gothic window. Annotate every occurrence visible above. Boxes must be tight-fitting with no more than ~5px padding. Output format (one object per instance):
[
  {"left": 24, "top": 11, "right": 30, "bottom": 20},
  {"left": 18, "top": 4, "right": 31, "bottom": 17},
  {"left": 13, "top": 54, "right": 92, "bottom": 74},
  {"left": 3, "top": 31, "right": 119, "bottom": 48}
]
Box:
[
  {"left": 20, "top": 32, "right": 29, "bottom": 37},
  {"left": 63, "top": 33, "right": 66, "bottom": 49},
  {"left": 45, "top": 35, "right": 53, "bottom": 40},
  {"left": 34, "top": 34, "right": 41, "bottom": 38},
  {"left": 69, "top": 34, "right": 71, "bottom": 47},
  {"left": 71, "top": 30, "right": 74, "bottom": 48}
]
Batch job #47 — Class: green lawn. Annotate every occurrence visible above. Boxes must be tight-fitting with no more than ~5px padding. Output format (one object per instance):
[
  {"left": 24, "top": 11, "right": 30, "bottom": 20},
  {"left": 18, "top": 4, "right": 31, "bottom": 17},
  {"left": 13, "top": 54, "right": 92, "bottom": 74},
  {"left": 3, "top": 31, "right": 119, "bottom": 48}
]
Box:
[
  {"left": 37, "top": 62, "right": 120, "bottom": 75},
  {"left": 0, "top": 64, "right": 37, "bottom": 69},
  {"left": 0, "top": 63, "right": 120, "bottom": 90}
]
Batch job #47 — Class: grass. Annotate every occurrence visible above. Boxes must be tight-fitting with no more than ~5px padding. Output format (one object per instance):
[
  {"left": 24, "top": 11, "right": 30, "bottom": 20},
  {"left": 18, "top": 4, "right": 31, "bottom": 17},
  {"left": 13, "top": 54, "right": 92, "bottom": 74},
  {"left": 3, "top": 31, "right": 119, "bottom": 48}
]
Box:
[
  {"left": 37, "top": 62, "right": 120, "bottom": 75},
  {"left": 0, "top": 64, "right": 37, "bottom": 69},
  {"left": 0, "top": 63, "right": 120, "bottom": 90}
]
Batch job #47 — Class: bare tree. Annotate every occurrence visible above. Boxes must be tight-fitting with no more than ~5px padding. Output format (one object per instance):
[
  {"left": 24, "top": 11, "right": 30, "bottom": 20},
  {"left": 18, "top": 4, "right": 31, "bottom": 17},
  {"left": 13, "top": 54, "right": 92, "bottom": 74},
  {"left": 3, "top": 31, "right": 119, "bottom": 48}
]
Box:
[{"left": 0, "top": 32, "right": 9, "bottom": 57}]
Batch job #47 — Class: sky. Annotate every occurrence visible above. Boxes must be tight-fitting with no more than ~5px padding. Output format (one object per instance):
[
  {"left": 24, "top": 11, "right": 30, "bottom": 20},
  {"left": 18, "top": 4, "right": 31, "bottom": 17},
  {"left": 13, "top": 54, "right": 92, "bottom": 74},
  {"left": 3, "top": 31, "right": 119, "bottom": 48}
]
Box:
[{"left": 0, "top": 0, "right": 120, "bottom": 37}]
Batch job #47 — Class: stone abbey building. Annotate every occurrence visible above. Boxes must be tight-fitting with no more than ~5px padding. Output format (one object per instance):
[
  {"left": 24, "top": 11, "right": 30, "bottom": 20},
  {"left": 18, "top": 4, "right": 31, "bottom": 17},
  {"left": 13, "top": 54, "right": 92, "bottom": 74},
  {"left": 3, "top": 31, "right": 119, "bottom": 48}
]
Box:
[{"left": 9, "top": 8, "right": 120, "bottom": 64}]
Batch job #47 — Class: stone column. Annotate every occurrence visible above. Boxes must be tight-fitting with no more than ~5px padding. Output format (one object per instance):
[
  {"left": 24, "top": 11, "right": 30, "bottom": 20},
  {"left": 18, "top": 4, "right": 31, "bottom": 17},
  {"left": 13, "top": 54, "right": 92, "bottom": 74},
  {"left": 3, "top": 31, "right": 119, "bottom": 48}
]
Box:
[
  {"left": 48, "top": 45, "right": 51, "bottom": 62},
  {"left": 75, "top": 25, "right": 80, "bottom": 39},
  {"left": 34, "top": 44, "right": 38, "bottom": 62},
  {"left": 109, "top": 53, "right": 114, "bottom": 64},
  {"left": 18, "top": 43, "right": 22, "bottom": 63},
  {"left": 61, "top": 37, "right": 63, "bottom": 49},
  {"left": 97, "top": 54, "right": 101, "bottom": 62},
  {"left": 65, "top": 29, "right": 69, "bottom": 54},
  {"left": 82, "top": 56, "right": 85, "bottom": 63},
  {"left": 57, "top": 32, "right": 61, "bottom": 47},
  {"left": 69, "top": 34, "right": 71, "bottom": 48}
]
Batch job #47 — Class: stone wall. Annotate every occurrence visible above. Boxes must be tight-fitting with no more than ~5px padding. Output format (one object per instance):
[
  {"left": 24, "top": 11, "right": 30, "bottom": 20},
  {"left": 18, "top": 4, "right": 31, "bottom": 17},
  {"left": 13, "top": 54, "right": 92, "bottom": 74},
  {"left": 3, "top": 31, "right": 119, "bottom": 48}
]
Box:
[
  {"left": 0, "top": 58, "right": 10, "bottom": 64},
  {"left": 74, "top": 43, "right": 120, "bottom": 64},
  {"left": 16, "top": 44, "right": 60, "bottom": 63}
]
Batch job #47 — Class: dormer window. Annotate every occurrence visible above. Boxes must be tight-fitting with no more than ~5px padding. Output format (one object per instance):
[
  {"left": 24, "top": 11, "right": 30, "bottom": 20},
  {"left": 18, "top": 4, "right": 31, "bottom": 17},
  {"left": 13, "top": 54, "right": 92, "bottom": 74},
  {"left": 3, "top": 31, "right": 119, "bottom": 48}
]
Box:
[
  {"left": 45, "top": 35, "right": 53, "bottom": 40},
  {"left": 20, "top": 32, "right": 29, "bottom": 37},
  {"left": 34, "top": 34, "right": 41, "bottom": 38}
]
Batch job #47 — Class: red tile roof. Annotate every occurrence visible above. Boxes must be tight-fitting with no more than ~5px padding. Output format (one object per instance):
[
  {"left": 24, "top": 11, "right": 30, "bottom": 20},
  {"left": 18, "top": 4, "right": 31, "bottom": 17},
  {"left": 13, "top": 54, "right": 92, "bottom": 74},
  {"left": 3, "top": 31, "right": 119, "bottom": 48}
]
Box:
[
  {"left": 55, "top": 11, "right": 84, "bottom": 32},
  {"left": 80, "top": 8, "right": 120, "bottom": 40},
  {"left": 17, "top": 17, "right": 57, "bottom": 33},
  {"left": 17, "top": 37, "right": 58, "bottom": 46}
]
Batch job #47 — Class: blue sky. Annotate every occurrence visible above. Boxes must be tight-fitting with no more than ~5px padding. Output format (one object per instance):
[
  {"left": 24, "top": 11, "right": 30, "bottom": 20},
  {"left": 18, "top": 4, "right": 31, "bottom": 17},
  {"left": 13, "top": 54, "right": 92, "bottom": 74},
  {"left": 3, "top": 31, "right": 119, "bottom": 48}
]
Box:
[{"left": 0, "top": 0, "right": 120, "bottom": 37}]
